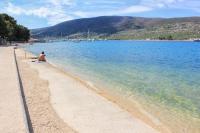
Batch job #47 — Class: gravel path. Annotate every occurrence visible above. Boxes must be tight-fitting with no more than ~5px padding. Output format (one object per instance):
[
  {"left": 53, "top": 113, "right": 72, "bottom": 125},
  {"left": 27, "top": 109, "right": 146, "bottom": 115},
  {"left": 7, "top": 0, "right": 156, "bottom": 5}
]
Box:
[{"left": 16, "top": 49, "right": 76, "bottom": 133}]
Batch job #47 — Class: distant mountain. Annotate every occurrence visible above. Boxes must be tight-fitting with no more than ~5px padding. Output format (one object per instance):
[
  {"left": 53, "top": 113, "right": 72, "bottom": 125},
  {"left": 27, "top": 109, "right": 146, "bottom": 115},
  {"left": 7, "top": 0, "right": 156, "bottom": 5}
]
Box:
[{"left": 31, "top": 16, "right": 200, "bottom": 40}]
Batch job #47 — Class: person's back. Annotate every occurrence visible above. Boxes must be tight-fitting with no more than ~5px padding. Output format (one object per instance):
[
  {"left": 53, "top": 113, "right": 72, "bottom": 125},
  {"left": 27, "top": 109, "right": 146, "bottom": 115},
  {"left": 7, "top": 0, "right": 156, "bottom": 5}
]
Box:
[{"left": 38, "top": 51, "right": 46, "bottom": 62}]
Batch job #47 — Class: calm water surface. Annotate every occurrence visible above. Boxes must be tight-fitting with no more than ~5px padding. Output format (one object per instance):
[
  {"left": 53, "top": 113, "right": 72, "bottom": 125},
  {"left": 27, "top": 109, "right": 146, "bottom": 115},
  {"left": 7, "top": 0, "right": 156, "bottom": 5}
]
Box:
[{"left": 25, "top": 40, "right": 200, "bottom": 130}]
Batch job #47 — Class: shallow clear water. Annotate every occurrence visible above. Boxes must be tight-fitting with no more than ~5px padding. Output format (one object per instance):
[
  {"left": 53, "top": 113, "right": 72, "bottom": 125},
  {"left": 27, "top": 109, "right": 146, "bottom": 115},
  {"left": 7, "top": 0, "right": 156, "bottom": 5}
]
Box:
[{"left": 25, "top": 40, "right": 200, "bottom": 121}]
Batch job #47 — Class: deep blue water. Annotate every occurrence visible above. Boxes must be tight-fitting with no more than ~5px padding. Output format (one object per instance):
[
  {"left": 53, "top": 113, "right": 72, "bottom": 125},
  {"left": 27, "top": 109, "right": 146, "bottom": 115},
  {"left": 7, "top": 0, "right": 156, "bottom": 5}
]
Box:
[{"left": 25, "top": 40, "right": 200, "bottom": 118}]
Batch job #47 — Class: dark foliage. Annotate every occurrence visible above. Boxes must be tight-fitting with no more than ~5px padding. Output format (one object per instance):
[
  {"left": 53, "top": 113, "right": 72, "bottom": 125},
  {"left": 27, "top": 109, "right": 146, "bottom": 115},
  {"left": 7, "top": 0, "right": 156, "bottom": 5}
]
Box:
[{"left": 0, "top": 13, "right": 30, "bottom": 42}]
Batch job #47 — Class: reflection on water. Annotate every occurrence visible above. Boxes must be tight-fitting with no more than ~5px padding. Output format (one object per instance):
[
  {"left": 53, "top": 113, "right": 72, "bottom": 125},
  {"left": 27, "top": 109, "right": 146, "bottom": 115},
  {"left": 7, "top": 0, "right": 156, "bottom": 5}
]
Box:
[{"left": 25, "top": 40, "right": 200, "bottom": 132}]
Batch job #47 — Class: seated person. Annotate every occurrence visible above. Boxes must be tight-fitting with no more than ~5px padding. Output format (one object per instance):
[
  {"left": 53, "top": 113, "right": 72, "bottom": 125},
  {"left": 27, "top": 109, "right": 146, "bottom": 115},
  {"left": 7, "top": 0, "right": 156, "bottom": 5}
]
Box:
[{"left": 38, "top": 51, "right": 46, "bottom": 62}]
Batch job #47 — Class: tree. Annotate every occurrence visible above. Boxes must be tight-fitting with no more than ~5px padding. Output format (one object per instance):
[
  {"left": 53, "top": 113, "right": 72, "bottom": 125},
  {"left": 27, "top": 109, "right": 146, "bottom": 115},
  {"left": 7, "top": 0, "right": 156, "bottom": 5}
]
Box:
[
  {"left": 14, "top": 25, "right": 30, "bottom": 42},
  {"left": 159, "top": 36, "right": 166, "bottom": 40},
  {"left": 167, "top": 35, "right": 173, "bottom": 40},
  {"left": 0, "top": 15, "right": 8, "bottom": 39},
  {"left": 0, "top": 13, "right": 30, "bottom": 43},
  {"left": 2, "top": 14, "right": 17, "bottom": 42},
  {"left": 159, "top": 35, "right": 173, "bottom": 40}
]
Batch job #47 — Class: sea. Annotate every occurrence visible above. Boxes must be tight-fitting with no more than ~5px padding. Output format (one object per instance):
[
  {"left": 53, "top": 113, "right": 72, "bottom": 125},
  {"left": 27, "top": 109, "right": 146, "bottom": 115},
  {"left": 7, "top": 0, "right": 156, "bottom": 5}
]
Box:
[{"left": 25, "top": 40, "right": 200, "bottom": 132}]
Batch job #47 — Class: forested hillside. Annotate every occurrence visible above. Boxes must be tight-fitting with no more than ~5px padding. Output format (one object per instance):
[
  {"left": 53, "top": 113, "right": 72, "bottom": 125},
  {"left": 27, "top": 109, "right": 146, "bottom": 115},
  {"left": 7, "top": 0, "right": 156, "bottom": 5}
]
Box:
[{"left": 31, "top": 16, "right": 200, "bottom": 40}]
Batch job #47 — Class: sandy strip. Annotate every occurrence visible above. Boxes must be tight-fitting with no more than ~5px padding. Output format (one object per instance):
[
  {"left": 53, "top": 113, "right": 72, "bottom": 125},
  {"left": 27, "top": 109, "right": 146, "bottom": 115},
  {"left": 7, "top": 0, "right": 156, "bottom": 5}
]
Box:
[
  {"left": 16, "top": 48, "right": 162, "bottom": 133},
  {"left": 16, "top": 49, "right": 76, "bottom": 133},
  {"left": 0, "top": 47, "right": 27, "bottom": 133}
]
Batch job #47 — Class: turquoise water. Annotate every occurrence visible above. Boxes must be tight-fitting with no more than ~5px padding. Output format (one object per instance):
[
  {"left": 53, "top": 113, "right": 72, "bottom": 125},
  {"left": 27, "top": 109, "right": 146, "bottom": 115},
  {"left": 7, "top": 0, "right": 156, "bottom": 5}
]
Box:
[{"left": 25, "top": 41, "right": 200, "bottom": 121}]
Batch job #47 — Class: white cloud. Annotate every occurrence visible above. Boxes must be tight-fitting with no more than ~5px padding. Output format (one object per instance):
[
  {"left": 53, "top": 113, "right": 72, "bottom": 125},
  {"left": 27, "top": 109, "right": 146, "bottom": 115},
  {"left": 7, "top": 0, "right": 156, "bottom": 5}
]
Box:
[
  {"left": 47, "top": 0, "right": 74, "bottom": 6},
  {"left": 74, "top": 5, "right": 152, "bottom": 18},
  {"left": 6, "top": 3, "right": 24, "bottom": 15},
  {"left": 120, "top": 5, "right": 152, "bottom": 14},
  {"left": 168, "top": 0, "right": 200, "bottom": 12},
  {"left": 5, "top": 3, "right": 53, "bottom": 17},
  {"left": 2, "top": 0, "right": 200, "bottom": 27},
  {"left": 84, "top": 1, "right": 124, "bottom": 5},
  {"left": 73, "top": 11, "right": 88, "bottom": 18},
  {"left": 73, "top": 0, "right": 200, "bottom": 19},
  {"left": 141, "top": 0, "right": 189, "bottom": 9},
  {"left": 4, "top": 2, "right": 73, "bottom": 25}
]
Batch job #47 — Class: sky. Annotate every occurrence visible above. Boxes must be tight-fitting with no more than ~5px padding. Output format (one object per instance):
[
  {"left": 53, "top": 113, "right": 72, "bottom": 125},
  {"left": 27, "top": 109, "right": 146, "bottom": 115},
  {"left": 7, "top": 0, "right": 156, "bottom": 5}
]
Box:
[{"left": 0, "top": 0, "right": 200, "bottom": 29}]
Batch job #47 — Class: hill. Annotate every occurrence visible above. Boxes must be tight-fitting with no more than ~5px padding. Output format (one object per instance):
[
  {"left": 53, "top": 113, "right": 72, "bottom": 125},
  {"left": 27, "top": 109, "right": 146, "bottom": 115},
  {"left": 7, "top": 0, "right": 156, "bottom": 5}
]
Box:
[{"left": 31, "top": 16, "right": 200, "bottom": 40}]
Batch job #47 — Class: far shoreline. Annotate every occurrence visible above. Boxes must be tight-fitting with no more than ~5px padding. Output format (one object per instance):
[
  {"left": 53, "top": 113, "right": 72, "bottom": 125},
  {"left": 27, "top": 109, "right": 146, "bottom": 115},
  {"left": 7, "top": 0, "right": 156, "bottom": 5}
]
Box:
[{"left": 26, "top": 38, "right": 196, "bottom": 45}]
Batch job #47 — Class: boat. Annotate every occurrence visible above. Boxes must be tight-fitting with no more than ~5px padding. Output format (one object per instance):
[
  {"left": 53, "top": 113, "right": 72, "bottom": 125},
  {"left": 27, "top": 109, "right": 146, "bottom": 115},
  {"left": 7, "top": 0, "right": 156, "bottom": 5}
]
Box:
[
  {"left": 193, "top": 39, "right": 200, "bottom": 42},
  {"left": 87, "top": 29, "right": 95, "bottom": 42}
]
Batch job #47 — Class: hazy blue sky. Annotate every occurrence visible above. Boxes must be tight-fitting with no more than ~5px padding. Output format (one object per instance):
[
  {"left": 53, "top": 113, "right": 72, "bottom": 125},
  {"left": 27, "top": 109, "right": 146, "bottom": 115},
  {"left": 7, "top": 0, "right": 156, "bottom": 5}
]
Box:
[{"left": 0, "top": 0, "right": 200, "bottom": 29}]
